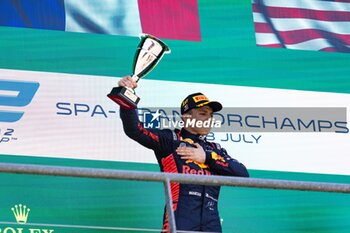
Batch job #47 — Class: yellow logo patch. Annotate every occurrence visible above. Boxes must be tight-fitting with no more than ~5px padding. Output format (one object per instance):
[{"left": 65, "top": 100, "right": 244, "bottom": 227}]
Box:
[
  {"left": 186, "top": 159, "right": 209, "bottom": 169},
  {"left": 181, "top": 137, "right": 194, "bottom": 144},
  {"left": 211, "top": 151, "right": 225, "bottom": 162},
  {"left": 193, "top": 95, "right": 208, "bottom": 103},
  {"left": 182, "top": 99, "right": 189, "bottom": 106}
]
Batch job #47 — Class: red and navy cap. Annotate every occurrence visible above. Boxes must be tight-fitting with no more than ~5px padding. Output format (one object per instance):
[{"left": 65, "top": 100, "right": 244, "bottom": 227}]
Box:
[{"left": 181, "top": 92, "right": 223, "bottom": 114}]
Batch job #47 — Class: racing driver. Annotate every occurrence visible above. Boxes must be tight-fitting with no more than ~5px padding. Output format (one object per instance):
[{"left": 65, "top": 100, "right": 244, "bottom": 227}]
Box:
[{"left": 118, "top": 76, "right": 249, "bottom": 232}]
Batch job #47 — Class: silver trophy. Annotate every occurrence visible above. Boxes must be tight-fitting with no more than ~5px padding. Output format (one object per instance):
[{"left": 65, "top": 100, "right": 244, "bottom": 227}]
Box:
[{"left": 108, "top": 34, "right": 171, "bottom": 109}]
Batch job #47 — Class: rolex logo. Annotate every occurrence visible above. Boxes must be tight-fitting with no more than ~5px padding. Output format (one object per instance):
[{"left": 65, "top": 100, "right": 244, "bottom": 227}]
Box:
[
  {"left": 11, "top": 204, "right": 30, "bottom": 224},
  {"left": 1, "top": 203, "right": 54, "bottom": 233}
]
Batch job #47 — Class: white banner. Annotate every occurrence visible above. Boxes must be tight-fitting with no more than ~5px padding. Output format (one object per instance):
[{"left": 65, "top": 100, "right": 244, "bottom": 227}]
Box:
[{"left": 0, "top": 69, "right": 349, "bottom": 175}]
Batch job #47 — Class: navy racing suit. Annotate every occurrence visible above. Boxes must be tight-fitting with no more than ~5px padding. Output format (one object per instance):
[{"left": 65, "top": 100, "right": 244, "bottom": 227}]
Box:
[{"left": 120, "top": 108, "right": 249, "bottom": 232}]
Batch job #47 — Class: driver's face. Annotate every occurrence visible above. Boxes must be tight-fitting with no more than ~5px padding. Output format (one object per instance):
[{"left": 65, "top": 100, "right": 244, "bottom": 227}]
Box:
[{"left": 183, "top": 105, "right": 213, "bottom": 135}]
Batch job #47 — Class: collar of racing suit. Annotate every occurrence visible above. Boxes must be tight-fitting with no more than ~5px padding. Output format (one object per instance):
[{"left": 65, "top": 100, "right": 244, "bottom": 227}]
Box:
[{"left": 178, "top": 128, "right": 207, "bottom": 142}]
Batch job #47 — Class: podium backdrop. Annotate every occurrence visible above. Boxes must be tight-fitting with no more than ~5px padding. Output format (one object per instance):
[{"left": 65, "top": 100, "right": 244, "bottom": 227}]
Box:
[{"left": 1, "top": 1, "right": 350, "bottom": 232}]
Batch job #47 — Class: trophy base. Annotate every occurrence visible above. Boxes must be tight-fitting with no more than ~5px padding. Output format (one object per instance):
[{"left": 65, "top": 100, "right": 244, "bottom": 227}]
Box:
[{"left": 107, "top": 86, "right": 140, "bottom": 110}]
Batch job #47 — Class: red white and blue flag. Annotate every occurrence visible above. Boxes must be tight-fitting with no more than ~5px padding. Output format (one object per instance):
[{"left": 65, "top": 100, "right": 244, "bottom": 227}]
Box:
[
  {"left": 252, "top": 0, "right": 350, "bottom": 53},
  {"left": 0, "top": 0, "right": 201, "bottom": 41}
]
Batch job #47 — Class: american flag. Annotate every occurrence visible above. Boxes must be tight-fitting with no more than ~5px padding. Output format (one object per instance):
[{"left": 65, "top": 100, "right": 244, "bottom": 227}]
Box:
[{"left": 252, "top": 0, "right": 350, "bottom": 53}]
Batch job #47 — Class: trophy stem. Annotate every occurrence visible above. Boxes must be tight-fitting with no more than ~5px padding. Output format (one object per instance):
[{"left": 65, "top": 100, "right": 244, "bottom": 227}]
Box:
[{"left": 131, "top": 75, "right": 140, "bottom": 83}]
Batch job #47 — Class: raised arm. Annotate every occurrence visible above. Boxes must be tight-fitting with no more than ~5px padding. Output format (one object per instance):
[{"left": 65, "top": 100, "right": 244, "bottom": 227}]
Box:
[{"left": 118, "top": 76, "right": 172, "bottom": 152}]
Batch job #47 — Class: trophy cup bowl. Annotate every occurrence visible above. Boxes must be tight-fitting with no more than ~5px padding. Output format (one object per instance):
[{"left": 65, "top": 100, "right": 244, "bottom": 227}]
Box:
[{"left": 108, "top": 34, "right": 171, "bottom": 109}]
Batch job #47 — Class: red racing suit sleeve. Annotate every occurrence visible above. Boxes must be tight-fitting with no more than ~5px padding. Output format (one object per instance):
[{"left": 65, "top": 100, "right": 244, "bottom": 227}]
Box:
[
  {"left": 119, "top": 108, "right": 173, "bottom": 155},
  {"left": 205, "top": 146, "right": 249, "bottom": 177}
]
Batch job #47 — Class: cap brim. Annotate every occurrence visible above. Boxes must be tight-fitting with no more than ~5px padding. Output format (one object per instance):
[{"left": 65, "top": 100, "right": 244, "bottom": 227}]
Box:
[{"left": 205, "top": 101, "right": 223, "bottom": 112}]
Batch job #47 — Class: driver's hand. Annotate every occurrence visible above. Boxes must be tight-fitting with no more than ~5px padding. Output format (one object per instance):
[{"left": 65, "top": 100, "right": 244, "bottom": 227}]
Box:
[
  {"left": 118, "top": 76, "right": 138, "bottom": 89},
  {"left": 176, "top": 143, "right": 206, "bottom": 164}
]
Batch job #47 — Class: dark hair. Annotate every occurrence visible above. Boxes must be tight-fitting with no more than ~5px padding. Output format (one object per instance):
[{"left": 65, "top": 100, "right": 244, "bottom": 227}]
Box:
[{"left": 182, "top": 109, "right": 193, "bottom": 116}]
